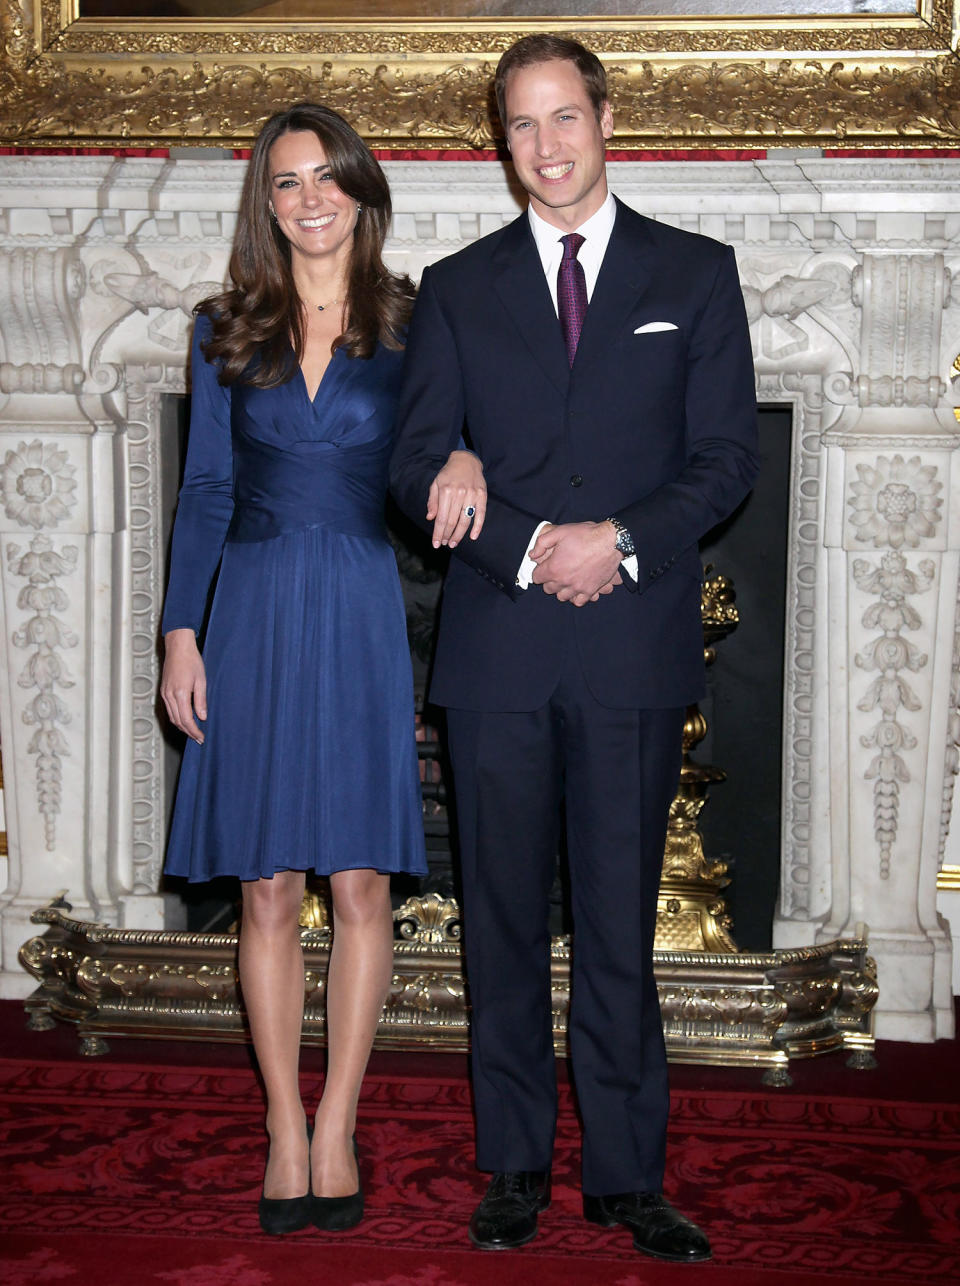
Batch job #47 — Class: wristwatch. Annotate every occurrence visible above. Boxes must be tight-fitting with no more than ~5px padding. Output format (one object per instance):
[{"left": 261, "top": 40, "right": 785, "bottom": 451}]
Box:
[{"left": 606, "top": 517, "right": 635, "bottom": 558}]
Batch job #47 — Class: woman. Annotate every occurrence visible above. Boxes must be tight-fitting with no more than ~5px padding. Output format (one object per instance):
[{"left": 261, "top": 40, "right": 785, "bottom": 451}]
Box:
[{"left": 159, "top": 103, "right": 484, "bottom": 1236}]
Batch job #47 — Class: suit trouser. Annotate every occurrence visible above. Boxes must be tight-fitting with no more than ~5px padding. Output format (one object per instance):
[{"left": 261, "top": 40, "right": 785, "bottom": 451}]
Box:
[{"left": 446, "top": 640, "right": 684, "bottom": 1196}]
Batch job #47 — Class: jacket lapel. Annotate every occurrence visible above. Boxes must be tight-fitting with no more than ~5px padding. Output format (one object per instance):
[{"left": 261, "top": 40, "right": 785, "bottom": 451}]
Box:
[
  {"left": 491, "top": 214, "right": 570, "bottom": 396},
  {"left": 573, "top": 198, "right": 653, "bottom": 376}
]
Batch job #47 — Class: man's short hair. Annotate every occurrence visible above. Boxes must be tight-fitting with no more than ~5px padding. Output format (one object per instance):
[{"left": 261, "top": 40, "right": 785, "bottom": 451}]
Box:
[{"left": 494, "top": 35, "right": 608, "bottom": 129}]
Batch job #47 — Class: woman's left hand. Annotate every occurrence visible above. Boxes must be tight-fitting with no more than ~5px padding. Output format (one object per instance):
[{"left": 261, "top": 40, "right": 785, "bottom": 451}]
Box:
[{"left": 427, "top": 449, "right": 487, "bottom": 549}]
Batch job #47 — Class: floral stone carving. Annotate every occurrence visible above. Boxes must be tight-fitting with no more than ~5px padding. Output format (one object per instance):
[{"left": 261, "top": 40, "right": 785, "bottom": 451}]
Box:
[
  {"left": 854, "top": 552, "right": 935, "bottom": 879},
  {"left": 6, "top": 535, "right": 79, "bottom": 850},
  {"left": 1, "top": 440, "right": 77, "bottom": 530},
  {"left": 848, "top": 454, "right": 942, "bottom": 551}
]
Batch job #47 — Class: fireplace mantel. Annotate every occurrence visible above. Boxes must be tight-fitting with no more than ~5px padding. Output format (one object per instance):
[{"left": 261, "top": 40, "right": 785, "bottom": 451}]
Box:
[{"left": 0, "top": 155, "right": 957, "bottom": 1041}]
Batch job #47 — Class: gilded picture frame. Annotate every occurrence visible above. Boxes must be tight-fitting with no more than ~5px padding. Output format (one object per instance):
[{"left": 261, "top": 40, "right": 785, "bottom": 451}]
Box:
[{"left": 0, "top": 0, "right": 957, "bottom": 150}]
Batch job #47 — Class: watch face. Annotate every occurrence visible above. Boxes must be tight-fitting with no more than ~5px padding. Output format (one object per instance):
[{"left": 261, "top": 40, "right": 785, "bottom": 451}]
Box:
[{"left": 608, "top": 518, "right": 633, "bottom": 557}]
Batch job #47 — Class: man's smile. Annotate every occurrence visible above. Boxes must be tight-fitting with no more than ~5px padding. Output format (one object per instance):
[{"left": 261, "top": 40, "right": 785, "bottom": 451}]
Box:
[{"left": 536, "top": 162, "right": 574, "bottom": 181}]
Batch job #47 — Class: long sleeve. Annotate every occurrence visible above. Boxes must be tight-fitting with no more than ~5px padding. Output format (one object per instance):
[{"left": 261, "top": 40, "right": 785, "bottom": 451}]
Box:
[
  {"left": 612, "top": 244, "right": 759, "bottom": 592},
  {"left": 160, "top": 316, "right": 235, "bottom": 634},
  {"left": 390, "top": 266, "right": 542, "bottom": 599}
]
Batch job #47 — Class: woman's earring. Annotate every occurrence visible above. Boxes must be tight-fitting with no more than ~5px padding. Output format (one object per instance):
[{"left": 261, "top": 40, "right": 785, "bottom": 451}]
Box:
[
  {"left": 268, "top": 204, "right": 277, "bottom": 221},
  {"left": 356, "top": 204, "right": 362, "bottom": 214}
]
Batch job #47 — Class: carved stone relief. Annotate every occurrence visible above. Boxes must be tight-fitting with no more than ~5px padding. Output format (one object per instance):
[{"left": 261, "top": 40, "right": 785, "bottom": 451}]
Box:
[
  {"left": 848, "top": 454, "right": 943, "bottom": 550},
  {"left": 853, "top": 551, "right": 935, "bottom": 878},
  {"left": 941, "top": 574, "right": 960, "bottom": 869},
  {"left": 0, "top": 155, "right": 956, "bottom": 1039},
  {"left": 124, "top": 367, "right": 185, "bottom": 896},
  {"left": 1, "top": 440, "right": 77, "bottom": 530},
  {"left": 5, "top": 535, "right": 78, "bottom": 851}
]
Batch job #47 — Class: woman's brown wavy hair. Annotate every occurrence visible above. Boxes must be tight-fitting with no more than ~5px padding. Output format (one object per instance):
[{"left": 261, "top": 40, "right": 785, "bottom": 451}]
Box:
[{"left": 198, "top": 103, "right": 415, "bottom": 387}]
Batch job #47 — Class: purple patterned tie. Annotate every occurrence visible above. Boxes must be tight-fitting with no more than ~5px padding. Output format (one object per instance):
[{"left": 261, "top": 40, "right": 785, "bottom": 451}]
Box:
[{"left": 557, "top": 232, "right": 587, "bottom": 367}]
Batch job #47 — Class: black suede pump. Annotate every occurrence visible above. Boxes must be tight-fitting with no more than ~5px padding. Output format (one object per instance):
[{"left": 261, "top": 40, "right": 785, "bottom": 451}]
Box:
[
  {"left": 311, "top": 1135, "right": 363, "bottom": 1232},
  {"left": 257, "top": 1124, "right": 314, "bottom": 1235}
]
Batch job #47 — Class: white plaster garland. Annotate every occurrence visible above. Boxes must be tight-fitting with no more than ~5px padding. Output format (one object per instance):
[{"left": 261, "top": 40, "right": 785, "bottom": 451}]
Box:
[
  {"left": 848, "top": 454, "right": 943, "bottom": 877},
  {"left": 854, "top": 551, "right": 934, "bottom": 879},
  {"left": 6, "top": 534, "right": 78, "bottom": 851}
]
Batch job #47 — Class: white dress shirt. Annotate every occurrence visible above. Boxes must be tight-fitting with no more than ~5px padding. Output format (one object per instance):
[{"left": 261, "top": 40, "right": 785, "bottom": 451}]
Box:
[
  {"left": 529, "top": 191, "right": 617, "bottom": 312},
  {"left": 516, "top": 193, "right": 638, "bottom": 587}
]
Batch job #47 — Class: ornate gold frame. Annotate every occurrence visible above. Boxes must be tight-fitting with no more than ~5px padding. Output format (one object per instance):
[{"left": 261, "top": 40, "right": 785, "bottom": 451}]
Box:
[{"left": 0, "top": 0, "right": 957, "bottom": 149}]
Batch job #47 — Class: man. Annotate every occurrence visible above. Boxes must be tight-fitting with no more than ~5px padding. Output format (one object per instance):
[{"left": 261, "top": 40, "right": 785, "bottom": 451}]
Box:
[{"left": 390, "top": 35, "right": 758, "bottom": 1262}]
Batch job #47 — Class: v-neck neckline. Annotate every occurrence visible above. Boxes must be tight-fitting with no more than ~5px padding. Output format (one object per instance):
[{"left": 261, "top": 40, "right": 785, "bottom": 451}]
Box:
[{"left": 299, "top": 345, "right": 342, "bottom": 404}]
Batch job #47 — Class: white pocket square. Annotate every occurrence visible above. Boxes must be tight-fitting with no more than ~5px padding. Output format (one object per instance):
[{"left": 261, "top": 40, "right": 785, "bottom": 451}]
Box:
[{"left": 634, "top": 321, "right": 678, "bottom": 334}]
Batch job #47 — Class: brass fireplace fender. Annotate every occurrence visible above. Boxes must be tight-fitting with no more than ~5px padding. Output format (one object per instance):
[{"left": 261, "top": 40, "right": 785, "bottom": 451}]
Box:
[{"left": 19, "top": 895, "right": 878, "bottom": 1086}]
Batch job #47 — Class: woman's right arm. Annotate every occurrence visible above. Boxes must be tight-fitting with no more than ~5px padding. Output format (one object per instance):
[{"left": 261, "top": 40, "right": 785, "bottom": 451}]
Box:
[
  {"left": 159, "top": 315, "right": 234, "bottom": 744},
  {"left": 427, "top": 448, "right": 486, "bottom": 550},
  {"left": 160, "top": 628, "right": 208, "bottom": 744}
]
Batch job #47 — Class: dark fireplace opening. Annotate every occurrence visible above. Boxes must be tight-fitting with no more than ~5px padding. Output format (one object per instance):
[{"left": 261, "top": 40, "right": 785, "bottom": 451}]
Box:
[{"left": 697, "top": 404, "right": 791, "bottom": 951}]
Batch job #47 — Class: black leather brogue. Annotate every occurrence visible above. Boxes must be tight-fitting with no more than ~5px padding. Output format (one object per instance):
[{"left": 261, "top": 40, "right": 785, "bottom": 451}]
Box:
[
  {"left": 468, "top": 1170, "right": 551, "bottom": 1250},
  {"left": 583, "top": 1191, "right": 711, "bottom": 1262}
]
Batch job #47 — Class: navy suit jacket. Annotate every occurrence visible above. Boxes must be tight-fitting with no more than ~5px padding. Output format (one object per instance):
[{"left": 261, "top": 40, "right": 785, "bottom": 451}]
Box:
[{"left": 390, "top": 197, "right": 760, "bottom": 712}]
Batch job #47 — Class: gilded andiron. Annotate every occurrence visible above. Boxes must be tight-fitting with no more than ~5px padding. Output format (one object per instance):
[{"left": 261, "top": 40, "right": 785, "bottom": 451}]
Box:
[{"left": 656, "top": 567, "right": 740, "bottom": 953}]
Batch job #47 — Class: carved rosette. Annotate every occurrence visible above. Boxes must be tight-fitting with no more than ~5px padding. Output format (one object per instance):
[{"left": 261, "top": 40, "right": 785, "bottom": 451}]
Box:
[
  {"left": 1, "top": 440, "right": 77, "bottom": 530},
  {"left": 5, "top": 534, "right": 78, "bottom": 850},
  {"left": 849, "top": 455, "right": 943, "bottom": 549}
]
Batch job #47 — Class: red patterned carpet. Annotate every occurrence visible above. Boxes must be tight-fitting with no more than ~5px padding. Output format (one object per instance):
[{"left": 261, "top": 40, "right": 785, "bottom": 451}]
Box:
[{"left": 0, "top": 1002, "right": 957, "bottom": 1286}]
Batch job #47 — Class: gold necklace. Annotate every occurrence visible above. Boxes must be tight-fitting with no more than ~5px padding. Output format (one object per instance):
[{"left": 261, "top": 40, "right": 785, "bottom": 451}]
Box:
[{"left": 314, "top": 296, "right": 344, "bottom": 313}]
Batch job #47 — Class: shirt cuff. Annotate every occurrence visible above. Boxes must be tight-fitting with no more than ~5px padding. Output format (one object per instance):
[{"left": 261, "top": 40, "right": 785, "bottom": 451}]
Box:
[
  {"left": 621, "top": 554, "right": 638, "bottom": 582},
  {"left": 516, "top": 520, "right": 550, "bottom": 589}
]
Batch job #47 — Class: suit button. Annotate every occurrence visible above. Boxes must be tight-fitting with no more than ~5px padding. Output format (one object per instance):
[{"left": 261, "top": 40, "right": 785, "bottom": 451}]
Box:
[{"left": 570, "top": 474, "right": 583, "bottom": 487}]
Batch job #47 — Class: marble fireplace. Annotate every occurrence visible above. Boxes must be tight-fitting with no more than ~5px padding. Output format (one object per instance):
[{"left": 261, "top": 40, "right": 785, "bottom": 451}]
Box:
[{"left": 0, "top": 154, "right": 957, "bottom": 1043}]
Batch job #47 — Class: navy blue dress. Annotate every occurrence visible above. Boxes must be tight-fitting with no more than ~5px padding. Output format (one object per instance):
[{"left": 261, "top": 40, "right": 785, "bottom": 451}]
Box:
[{"left": 162, "top": 315, "right": 427, "bottom": 883}]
